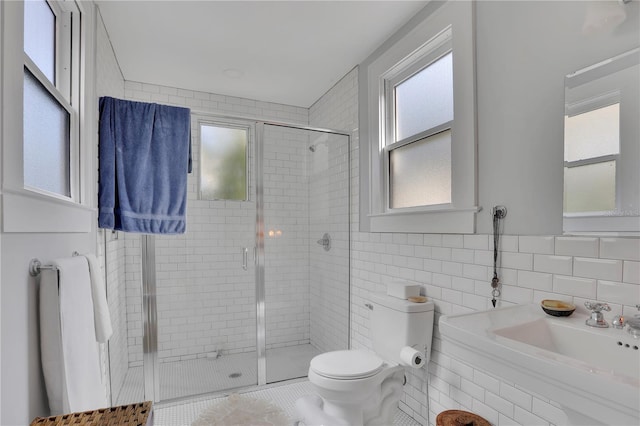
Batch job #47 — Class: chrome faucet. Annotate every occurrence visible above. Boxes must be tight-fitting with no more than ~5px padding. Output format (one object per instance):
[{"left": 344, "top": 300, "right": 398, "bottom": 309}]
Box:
[
  {"left": 627, "top": 304, "right": 640, "bottom": 338},
  {"left": 584, "top": 301, "right": 611, "bottom": 328}
]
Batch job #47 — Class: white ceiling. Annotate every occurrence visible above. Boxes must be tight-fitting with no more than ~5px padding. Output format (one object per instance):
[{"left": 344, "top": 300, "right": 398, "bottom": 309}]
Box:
[{"left": 96, "top": 1, "right": 428, "bottom": 108}]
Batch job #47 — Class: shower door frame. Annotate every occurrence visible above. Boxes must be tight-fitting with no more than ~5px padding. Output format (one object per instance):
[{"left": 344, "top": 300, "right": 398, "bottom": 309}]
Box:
[{"left": 139, "top": 119, "right": 351, "bottom": 403}]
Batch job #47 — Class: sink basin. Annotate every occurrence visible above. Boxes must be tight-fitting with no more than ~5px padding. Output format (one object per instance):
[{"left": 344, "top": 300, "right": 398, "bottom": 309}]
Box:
[{"left": 439, "top": 304, "right": 640, "bottom": 425}]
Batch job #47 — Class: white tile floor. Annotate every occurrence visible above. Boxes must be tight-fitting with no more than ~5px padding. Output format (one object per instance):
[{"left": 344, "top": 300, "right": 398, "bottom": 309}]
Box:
[
  {"left": 154, "top": 379, "right": 421, "bottom": 426},
  {"left": 115, "top": 344, "right": 320, "bottom": 405},
  {"left": 113, "top": 344, "right": 420, "bottom": 425}
]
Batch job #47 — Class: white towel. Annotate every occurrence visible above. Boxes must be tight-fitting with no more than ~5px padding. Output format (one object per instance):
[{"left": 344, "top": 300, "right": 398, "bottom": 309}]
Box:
[
  {"left": 40, "top": 257, "right": 107, "bottom": 414},
  {"left": 84, "top": 254, "right": 113, "bottom": 343}
]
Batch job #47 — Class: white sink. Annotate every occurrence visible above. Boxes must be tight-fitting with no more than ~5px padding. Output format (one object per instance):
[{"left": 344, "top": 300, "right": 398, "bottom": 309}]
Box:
[{"left": 439, "top": 304, "right": 640, "bottom": 425}]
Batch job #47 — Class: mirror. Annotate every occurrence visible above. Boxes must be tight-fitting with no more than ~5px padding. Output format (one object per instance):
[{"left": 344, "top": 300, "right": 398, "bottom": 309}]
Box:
[{"left": 563, "top": 48, "right": 639, "bottom": 233}]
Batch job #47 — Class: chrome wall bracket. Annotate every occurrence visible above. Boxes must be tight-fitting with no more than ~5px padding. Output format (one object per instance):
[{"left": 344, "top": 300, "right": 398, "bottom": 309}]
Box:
[{"left": 317, "top": 233, "right": 331, "bottom": 251}]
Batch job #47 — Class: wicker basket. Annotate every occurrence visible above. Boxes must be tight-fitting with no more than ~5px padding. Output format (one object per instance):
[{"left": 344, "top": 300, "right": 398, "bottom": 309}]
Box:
[
  {"left": 30, "top": 401, "right": 153, "bottom": 426},
  {"left": 436, "top": 409, "right": 490, "bottom": 426}
]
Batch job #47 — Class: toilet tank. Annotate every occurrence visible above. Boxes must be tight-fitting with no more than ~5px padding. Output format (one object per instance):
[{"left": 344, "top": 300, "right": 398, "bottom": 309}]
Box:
[{"left": 369, "top": 292, "right": 435, "bottom": 365}]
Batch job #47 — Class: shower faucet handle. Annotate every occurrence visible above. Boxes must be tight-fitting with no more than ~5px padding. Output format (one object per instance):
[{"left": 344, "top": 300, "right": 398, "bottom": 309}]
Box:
[{"left": 316, "top": 233, "right": 331, "bottom": 251}]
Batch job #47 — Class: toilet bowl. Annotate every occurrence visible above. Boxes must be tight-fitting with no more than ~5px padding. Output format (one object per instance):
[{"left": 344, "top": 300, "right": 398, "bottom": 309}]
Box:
[
  {"left": 297, "top": 292, "right": 435, "bottom": 426},
  {"left": 301, "top": 350, "right": 405, "bottom": 426}
]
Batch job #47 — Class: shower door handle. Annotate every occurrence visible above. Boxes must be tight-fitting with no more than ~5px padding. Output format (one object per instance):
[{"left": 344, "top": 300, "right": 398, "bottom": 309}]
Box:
[{"left": 242, "top": 247, "right": 248, "bottom": 271}]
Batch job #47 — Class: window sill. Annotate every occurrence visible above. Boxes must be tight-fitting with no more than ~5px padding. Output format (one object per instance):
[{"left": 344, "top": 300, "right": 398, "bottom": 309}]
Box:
[
  {"left": 2, "top": 188, "right": 95, "bottom": 233},
  {"left": 368, "top": 207, "right": 478, "bottom": 234},
  {"left": 563, "top": 215, "right": 640, "bottom": 235}
]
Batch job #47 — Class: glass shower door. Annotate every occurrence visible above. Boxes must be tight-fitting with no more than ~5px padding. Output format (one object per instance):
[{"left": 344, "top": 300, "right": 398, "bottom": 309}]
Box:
[
  {"left": 107, "top": 120, "right": 350, "bottom": 403},
  {"left": 261, "top": 124, "right": 350, "bottom": 384},
  {"left": 150, "top": 120, "right": 258, "bottom": 401},
  {"left": 152, "top": 229, "right": 257, "bottom": 400},
  {"left": 105, "top": 230, "right": 146, "bottom": 406}
]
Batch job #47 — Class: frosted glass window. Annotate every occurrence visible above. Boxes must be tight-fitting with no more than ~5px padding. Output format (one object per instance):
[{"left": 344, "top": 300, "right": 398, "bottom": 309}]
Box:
[
  {"left": 24, "top": 0, "right": 55, "bottom": 83},
  {"left": 390, "top": 129, "right": 451, "bottom": 208},
  {"left": 564, "top": 104, "right": 619, "bottom": 162},
  {"left": 200, "top": 124, "right": 248, "bottom": 201},
  {"left": 23, "top": 69, "right": 71, "bottom": 196},
  {"left": 395, "top": 52, "right": 453, "bottom": 142},
  {"left": 564, "top": 161, "right": 615, "bottom": 213}
]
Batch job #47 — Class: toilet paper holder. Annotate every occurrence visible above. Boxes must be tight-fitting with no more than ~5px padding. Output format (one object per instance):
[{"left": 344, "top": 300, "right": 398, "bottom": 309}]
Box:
[{"left": 400, "top": 345, "right": 425, "bottom": 368}]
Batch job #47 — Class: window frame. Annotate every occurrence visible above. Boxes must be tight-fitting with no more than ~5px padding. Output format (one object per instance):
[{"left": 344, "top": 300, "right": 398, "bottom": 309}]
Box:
[
  {"left": 563, "top": 94, "right": 620, "bottom": 215},
  {"left": 387, "top": 127, "right": 453, "bottom": 211},
  {"left": 383, "top": 36, "right": 454, "bottom": 212},
  {"left": 359, "top": 0, "right": 477, "bottom": 233},
  {"left": 23, "top": 0, "right": 79, "bottom": 202},
  {"left": 1, "top": 0, "right": 96, "bottom": 233},
  {"left": 384, "top": 35, "right": 453, "bottom": 149},
  {"left": 563, "top": 48, "right": 640, "bottom": 234},
  {"left": 196, "top": 116, "right": 254, "bottom": 203},
  {"left": 23, "top": 58, "right": 78, "bottom": 201}
]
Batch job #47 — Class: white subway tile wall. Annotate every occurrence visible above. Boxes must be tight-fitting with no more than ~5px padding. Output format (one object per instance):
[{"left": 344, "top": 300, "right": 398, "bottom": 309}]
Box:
[
  {"left": 554, "top": 236, "right": 599, "bottom": 258},
  {"left": 263, "top": 125, "right": 311, "bottom": 349},
  {"left": 600, "top": 237, "right": 640, "bottom": 261},
  {"left": 309, "top": 67, "right": 640, "bottom": 425},
  {"left": 102, "top": 232, "right": 129, "bottom": 399},
  {"left": 308, "top": 130, "right": 350, "bottom": 352},
  {"left": 123, "top": 234, "right": 144, "bottom": 367},
  {"left": 122, "top": 83, "right": 309, "bottom": 363},
  {"left": 624, "top": 261, "right": 640, "bottom": 284}
]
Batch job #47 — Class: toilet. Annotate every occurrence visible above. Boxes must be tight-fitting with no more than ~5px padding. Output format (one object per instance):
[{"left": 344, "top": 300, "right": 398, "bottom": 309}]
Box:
[{"left": 296, "top": 292, "right": 435, "bottom": 426}]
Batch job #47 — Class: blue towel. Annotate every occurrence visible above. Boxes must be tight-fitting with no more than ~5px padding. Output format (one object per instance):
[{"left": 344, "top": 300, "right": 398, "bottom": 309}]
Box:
[{"left": 98, "top": 97, "right": 191, "bottom": 234}]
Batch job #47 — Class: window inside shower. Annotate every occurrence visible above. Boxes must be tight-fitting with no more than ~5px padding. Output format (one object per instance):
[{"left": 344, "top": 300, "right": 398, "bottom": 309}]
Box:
[
  {"left": 199, "top": 122, "right": 250, "bottom": 202},
  {"left": 105, "top": 121, "right": 350, "bottom": 404}
]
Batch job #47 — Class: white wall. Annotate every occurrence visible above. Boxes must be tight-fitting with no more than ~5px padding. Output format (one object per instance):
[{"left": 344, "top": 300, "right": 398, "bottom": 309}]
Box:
[
  {"left": 0, "top": 1, "right": 99, "bottom": 424},
  {"left": 310, "top": 2, "right": 639, "bottom": 425},
  {"left": 476, "top": 0, "right": 640, "bottom": 235}
]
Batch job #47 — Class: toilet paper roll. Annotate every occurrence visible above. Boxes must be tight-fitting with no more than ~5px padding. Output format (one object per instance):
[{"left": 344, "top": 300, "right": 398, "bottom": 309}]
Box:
[{"left": 399, "top": 346, "right": 425, "bottom": 368}]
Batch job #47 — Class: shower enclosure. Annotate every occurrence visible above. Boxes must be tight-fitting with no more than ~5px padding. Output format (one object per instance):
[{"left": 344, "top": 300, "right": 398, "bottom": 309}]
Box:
[{"left": 105, "top": 121, "right": 350, "bottom": 404}]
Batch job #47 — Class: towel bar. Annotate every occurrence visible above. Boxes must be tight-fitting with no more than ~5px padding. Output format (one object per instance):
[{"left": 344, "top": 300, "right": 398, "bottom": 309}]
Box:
[{"left": 29, "top": 252, "right": 81, "bottom": 277}]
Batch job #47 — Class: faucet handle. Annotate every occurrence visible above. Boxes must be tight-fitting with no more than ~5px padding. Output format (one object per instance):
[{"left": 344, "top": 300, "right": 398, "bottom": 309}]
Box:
[
  {"left": 584, "top": 301, "right": 611, "bottom": 313},
  {"left": 612, "top": 315, "right": 625, "bottom": 329}
]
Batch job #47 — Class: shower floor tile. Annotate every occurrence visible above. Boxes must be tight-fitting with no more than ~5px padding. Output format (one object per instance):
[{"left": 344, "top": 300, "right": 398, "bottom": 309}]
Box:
[
  {"left": 154, "top": 379, "right": 421, "bottom": 425},
  {"left": 114, "top": 344, "right": 319, "bottom": 405},
  {"left": 115, "top": 352, "right": 257, "bottom": 405}
]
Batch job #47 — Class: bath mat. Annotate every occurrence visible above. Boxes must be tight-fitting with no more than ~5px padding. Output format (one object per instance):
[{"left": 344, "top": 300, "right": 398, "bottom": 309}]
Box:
[{"left": 191, "top": 393, "right": 290, "bottom": 426}]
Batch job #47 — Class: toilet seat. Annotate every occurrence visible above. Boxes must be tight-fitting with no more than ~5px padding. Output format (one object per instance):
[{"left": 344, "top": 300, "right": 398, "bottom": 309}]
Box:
[{"left": 310, "top": 350, "right": 384, "bottom": 380}]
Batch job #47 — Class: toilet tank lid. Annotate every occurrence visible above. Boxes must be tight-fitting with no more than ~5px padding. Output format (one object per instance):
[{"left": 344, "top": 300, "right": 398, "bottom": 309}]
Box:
[{"left": 370, "top": 292, "right": 434, "bottom": 313}]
